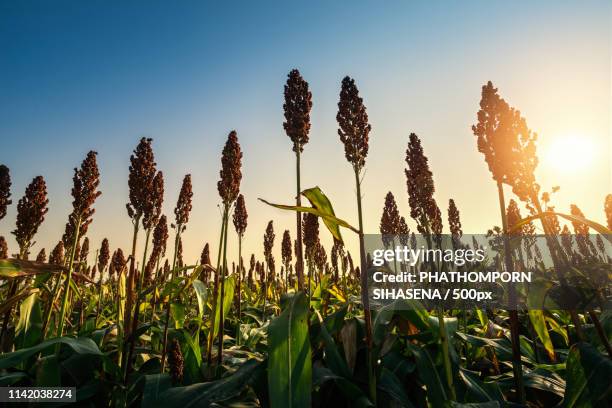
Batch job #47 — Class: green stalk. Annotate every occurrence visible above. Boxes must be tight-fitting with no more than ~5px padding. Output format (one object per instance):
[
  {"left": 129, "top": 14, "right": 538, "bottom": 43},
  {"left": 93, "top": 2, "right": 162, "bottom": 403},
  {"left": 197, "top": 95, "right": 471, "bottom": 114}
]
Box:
[
  {"left": 161, "top": 226, "right": 183, "bottom": 372},
  {"left": 217, "top": 205, "right": 230, "bottom": 366},
  {"left": 56, "top": 216, "right": 82, "bottom": 339},
  {"left": 124, "top": 228, "right": 152, "bottom": 381},
  {"left": 354, "top": 168, "right": 376, "bottom": 404},
  {"left": 497, "top": 182, "right": 525, "bottom": 404},
  {"left": 206, "top": 212, "right": 226, "bottom": 365},
  {"left": 295, "top": 150, "right": 305, "bottom": 290},
  {"left": 237, "top": 234, "right": 243, "bottom": 320}
]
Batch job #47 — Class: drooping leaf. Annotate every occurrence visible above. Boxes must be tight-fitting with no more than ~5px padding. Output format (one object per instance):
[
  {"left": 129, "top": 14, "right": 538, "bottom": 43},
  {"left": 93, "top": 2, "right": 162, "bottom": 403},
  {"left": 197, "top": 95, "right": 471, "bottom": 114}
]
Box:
[
  {"left": 14, "top": 292, "right": 43, "bottom": 350},
  {"left": 510, "top": 212, "right": 612, "bottom": 243},
  {"left": 528, "top": 310, "right": 555, "bottom": 360},
  {"left": 268, "top": 291, "right": 311, "bottom": 408},
  {"left": 564, "top": 342, "right": 612, "bottom": 407},
  {"left": 154, "top": 359, "right": 264, "bottom": 407},
  {"left": 407, "top": 342, "right": 448, "bottom": 407},
  {"left": 192, "top": 279, "right": 208, "bottom": 318},
  {"left": 0, "top": 337, "right": 103, "bottom": 369}
]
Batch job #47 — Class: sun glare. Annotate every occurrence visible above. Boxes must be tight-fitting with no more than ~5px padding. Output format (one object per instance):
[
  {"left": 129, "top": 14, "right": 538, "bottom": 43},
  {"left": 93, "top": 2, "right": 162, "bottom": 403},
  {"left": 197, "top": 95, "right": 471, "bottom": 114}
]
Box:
[{"left": 544, "top": 135, "right": 595, "bottom": 173}]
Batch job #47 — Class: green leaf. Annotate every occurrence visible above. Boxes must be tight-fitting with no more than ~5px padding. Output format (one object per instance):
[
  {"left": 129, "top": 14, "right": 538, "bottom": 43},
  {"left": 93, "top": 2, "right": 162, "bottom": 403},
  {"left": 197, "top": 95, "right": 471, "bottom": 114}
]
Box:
[
  {"left": 14, "top": 292, "right": 42, "bottom": 351},
  {"left": 312, "top": 365, "right": 373, "bottom": 407},
  {"left": 510, "top": 211, "right": 612, "bottom": 243},
  {"left": 407, "top": 342, "right": 448, "bottom": 407},
  {"left": 268, "top": 292, "right": 312, "bottom": 408},
  {"left": 259, "top": 186, "right": 359, "bottom": 243},
  {"left": 315, "top": 311, "right": 352, "bottom": 378},
  {"left": 0, "top": 337, "right": 102, "bottom": 369},
  {"left": 154, "top": 359, "right": 264, "bottom": 407},
  {"left": 192, "top": 279, "right": 208, "bottom": 318},
  {"left": 209, "top": 275, "right": 236, "bottom": 343},
  {"left": 142, "top": 374, "right": 172, "bottom": 406},
  {"left": 302, "top": 186, "right": 347, "bottom": 243},
  {"left": 528, "top": 310, "right": 555, "bottom": 360},
  {"left": 379, "top": 367, "right": 416, "bottom": 407},
  {"left": 171, "top": 303, "right": 186, "bottom": 329},
  {"left": 458, "top": 368, "right": 504, "bottom": 403},
  {"left": 564, "top": 342, "right": 612, "bottom": 407}
]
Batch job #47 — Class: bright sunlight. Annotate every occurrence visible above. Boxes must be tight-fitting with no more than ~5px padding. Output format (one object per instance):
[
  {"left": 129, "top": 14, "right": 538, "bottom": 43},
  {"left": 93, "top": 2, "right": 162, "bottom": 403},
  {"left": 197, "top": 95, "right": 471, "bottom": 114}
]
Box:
[{"left": 544, "top": 134, "right": 596, "bottom": 173}]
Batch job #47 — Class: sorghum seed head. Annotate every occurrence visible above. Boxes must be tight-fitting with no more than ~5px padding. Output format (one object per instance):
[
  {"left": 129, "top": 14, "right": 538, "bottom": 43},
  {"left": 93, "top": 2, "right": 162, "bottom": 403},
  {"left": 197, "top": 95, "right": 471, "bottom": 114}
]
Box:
[
  {"left": 174, "top": 174, "right": 192, "bottom": 229},
  {"left": 281, "top": 230, "right": 292, "bottom": 267},
  {"left": 233, "top": 194, "right": 248, "bottom": 236},
  {"left": 110, "top": 248, "right": 126, "bottom": 277},
  {"left": 405, "top": 133, "right": 442, "bottom": 239},
  {"left": 398, "top": 216, "right": 409, "bottom": 246},
  {"left": 36, "top": 248, "right": 46, "bottom": 263},
  {"left": 0, "top": 236, "right": 8, "bottom": 259},
  {"left": 152, "top": 214, "right": 169, "bottom": 259},
  {"left": 49, "top": 241, "right": 65, "bottom": 266},
  {"left": 98, "top": 238, "right": 110, "bottom": 272},
  {"left": 303, "top": 212, "right": 319, "bottom": 259},
  {"left": 380, "top": 192, "right": 402, "bottom": 246},
  {"left": 472, "top": 81, "right": 539, "bottom": 203},
  {"left": 217, "top": 131, "right": 242, "bottom": 205},
  {"left": 79, "top": 237, "right": 89, "bottom": 265},
  {"left": 143, "top": 170, "right": 164, "bottom": 231},
  {"left": 13, "top": 176, "right": 49, "bottom": 257},
  {"left": 283, "top": 69, "right": 312, "bottom": 154},
  {"left": 127, "top": 137, "right": 157, "bottom": 221},
  {"left": 448, "top": 199, "right": 462, "bottom": 238},
  {"left": 0, "top": 164, "right": 12, "bottom": 220},
  {"left": 570, "top": 204, "right": 589, "bottom": 235},
  {"left": 337, "top": 76, "right": 371, "bottom": 170},
  {"left": 263, "top": 220, "right": 275, "bottom": 273},
  {"left": 169, "top": 338, "right": 184, "bottom": 385}
]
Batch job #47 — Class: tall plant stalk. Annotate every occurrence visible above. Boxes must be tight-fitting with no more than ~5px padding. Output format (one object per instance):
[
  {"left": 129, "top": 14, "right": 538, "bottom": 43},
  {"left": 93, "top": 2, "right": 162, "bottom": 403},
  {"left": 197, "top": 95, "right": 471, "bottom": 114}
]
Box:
[
  {"left": 496, "top": 182, "right": 526, "bottom": 404},
  {"left": 217, "top": 206, "right": 230, "bottom": 366}
]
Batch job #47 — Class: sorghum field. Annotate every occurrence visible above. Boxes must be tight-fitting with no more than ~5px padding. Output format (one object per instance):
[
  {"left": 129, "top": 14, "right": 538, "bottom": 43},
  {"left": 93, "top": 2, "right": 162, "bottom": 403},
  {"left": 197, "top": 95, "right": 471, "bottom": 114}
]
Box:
[{"left": 0, "top": 73, "right": 610, "bottom": 408}]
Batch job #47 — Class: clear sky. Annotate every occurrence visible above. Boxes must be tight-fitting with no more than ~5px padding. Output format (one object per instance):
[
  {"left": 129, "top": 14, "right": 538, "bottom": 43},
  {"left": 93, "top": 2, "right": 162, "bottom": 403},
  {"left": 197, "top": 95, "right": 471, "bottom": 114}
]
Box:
[{"left": 1, "top": 1, "right": 610, "bottom": 269}]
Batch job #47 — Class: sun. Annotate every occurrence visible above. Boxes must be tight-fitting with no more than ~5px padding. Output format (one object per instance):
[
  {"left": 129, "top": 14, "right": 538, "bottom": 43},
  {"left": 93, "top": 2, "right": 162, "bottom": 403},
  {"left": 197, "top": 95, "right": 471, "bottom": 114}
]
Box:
[{"left": 544, "top": 135, "right": 595, "bottom": 173}]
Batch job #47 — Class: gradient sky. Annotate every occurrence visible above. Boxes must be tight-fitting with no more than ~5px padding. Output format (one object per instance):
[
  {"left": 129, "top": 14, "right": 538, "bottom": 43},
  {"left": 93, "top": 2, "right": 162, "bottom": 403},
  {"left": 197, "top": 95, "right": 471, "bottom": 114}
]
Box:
[{"left": 1, "top": 1, "right": 610, "bottom": 269}]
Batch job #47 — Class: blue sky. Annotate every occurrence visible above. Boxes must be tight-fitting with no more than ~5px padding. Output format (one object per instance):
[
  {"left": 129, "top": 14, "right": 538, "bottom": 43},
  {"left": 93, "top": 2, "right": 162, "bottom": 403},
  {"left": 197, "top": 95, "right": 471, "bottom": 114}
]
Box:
[{"left": 0, "top": 1, "right": 610, "bottom": 265}]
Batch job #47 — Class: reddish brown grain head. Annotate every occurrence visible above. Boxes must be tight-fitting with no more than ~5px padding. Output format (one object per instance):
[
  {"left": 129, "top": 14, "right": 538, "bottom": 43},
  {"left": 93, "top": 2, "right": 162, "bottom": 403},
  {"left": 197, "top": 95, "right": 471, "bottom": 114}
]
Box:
[
  {"left": 217, "top": 131, "right": 242, "bottom": 205},
  {"left": 143, "top": 171, "right": 164, "bottom": 231},
  {"left": 233, "top": 194, "right": 248, "bottom": 236},
  {"left": 283, "top": 69, "right": 312, "bottom": 154},
  {"left": 50, "top": 241, "right": 65, "bottom": 265},
  {"left": 302, "top": 212, "right": 319, "bottom": 259},
  {"left": 174, "top": 174, "right": 192, "bottom": 230},
  {"left": 0, "top": 236, "right": 7, "bottom": 259},
  {"left": 281, "top": 229, "right": 292, "bottom": 267},
  {"left": 98, "top": 238, "right": 110, "bottom": 272},
  {"left": 35, "top": 248, "right": 46, "bottom": 263},
  {"left": 472, "top": 81, "right": 539, "bottom": 203},
  {"left": 405, "top": 133, "right": 442, "bottom": 240},
  {"left": 152, "top": 214, "right": 169, "bottom": 259},
  {"left": 380, "top": 191, "right": 401, "bottom": 236},
  {"left": 169, "top": 338, "right": 184, "bottom": 385},
  {"left": 0, "top": 164, "right": 12, "bottom": 220},
  {"left": 13, "top": 176, "right": 49, "bottom": 258},
  {"left": 448, "top": 199, "right": 462, "bottom": 238},
  {"left": 570, "top": 204, "right": 589, "bottom": 235},
  {"left": 263, "top": 220, "right": 275, "bottom": 274},
  {"left": 79, "top": 237, "right": 90, "bottom": 265},
  {"left": 110, "top": 248, "right": 126, "bottom": 277},
  {"left": 337, "top": 76, "right": 371, "bottom": 170},
  {"left": 127, "top": 138, "right": 157, "bottom": 221}
]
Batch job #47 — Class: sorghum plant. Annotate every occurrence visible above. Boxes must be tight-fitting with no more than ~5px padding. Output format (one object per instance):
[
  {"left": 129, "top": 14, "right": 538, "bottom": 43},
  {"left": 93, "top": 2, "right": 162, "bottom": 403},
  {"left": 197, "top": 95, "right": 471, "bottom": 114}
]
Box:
[{"left": 283, "top": 69, "right": 312, "bottom": 291}]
